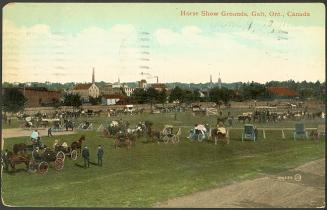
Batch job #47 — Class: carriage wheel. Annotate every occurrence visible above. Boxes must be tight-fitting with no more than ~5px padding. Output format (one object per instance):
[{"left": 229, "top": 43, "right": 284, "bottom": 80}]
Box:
[
  {"left": 70, "top": 150, "right": 78, "bottom": 160},
  {"left": 28, "top": 160, "right": 37, "bottom": 173},
  {"left": 32, "top": 149, "right": 38, "bottom": 160},
  {"left": 54, "top": 158, "right": 64, "bottom": 171},
  {"left": 56, "top": 151, "right": 65, "bottom": 161},
  {"left": 171, "top": 136, "right": 176, "bottom": 144},
  {"left": 163, "top": 136, "right": 169, "bottom": 144},
  {"left": 38, "top": 161, "right": 49, "bottom": 175},
  {"left": 198, "top": 134, "right": 204, "bottom": 142},
  {"left": 173, "top": 136, "right": 180, "bottom": 144}
]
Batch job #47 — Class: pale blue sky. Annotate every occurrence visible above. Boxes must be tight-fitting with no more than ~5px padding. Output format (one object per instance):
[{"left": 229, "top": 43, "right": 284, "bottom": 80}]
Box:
[{"left": 3, "top": 3, "right": 325, "bottom": 83}]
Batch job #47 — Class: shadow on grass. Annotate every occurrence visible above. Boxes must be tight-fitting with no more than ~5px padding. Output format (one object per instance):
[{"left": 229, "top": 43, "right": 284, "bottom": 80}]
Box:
[
  {"left": 3, "top": 168, "right": 28, "bottom": 175},
  {"left": 89, "top": 161, "right": 98, "bottom": 166},
  {"left": 74, "top": 161, "right": 99, "bottom": 168},
  {"left": 74, "top": 163, "right": 86, "bottom": 168}
]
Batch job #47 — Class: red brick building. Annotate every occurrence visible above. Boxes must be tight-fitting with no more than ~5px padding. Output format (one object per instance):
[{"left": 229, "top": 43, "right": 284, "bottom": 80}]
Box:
[{"left": 3, "top": 87, "right": 62, "bottom": 107}]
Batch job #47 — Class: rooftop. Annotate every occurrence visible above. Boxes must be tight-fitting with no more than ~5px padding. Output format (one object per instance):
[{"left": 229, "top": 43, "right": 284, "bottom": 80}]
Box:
[
  {"left": 267, "top": 87, "right": 298, "bottom": 97},
  {"left": 73, "top": 83, "right": 93, "bottom": 90}
]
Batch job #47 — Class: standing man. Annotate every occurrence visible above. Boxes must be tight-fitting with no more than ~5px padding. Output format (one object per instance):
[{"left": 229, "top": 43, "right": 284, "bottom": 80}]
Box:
[
  {"left": 48, "top": 127, "right": 53, "bottom": 137},
  {"left": 82, "top": 146, "right": 90, "bottom": 168},
  {"left": 97, "top": 145, "right": 104, "bottom": 167}
]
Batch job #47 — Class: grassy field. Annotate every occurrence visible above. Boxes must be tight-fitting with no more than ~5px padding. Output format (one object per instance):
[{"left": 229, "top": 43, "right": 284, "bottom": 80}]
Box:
[{"left": 1, "top": 112, "right": 325, "bottom": 207}]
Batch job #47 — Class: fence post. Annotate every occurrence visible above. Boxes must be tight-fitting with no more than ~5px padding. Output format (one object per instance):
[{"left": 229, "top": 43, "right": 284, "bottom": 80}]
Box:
[
  {"left": 263, "top": 129, "right": 266, "bottom": 139},
  {"left": 282, "top": 129, "right": 285, "bottom": 139}
]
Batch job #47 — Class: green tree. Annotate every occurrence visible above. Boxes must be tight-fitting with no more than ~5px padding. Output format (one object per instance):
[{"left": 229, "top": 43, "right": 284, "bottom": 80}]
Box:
[
  {"left": 89, "top": 96, "right": 102, "bottom": 105},
  {"left": 169, "top": 86, "right": 184, "bottom": 102},
  {"left": 240, "top": 82, "right": 268, "bottom": 100},
  {"left": 2, "top": 88, "right": 27, "bottom": 114},
  {"left": 63, "top": 93, "right": 82, "bottom": 110},
  {"left": 130, "top": 89, "right": 147, "bottom": 104},
  {"left": 209, "top": 87, "right": 235, "bottom": 104},
  {"left": 146, "top": 87, "right": 159, "bottom": 103},
  {"left": 157, "top": 89, "right": 167, "bottom": 104}
]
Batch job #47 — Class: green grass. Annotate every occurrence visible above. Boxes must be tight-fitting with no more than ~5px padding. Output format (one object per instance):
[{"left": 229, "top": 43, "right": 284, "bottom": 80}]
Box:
[{"left": 2, "top": 127, "right": 325, "bottom": 207}]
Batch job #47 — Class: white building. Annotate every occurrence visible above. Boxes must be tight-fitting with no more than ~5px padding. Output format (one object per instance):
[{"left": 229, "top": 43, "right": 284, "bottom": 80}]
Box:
[
  {"left": 122, "top": 85, "right": 135, "bottom": 97},
  {"left": 71, "top": 68, "right": 100, "bottom": 102}
]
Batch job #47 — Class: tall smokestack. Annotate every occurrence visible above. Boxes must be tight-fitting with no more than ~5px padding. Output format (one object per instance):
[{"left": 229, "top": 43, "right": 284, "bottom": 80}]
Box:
[{"left": 92, "top": 67, "right": 95, "bottom": 84}]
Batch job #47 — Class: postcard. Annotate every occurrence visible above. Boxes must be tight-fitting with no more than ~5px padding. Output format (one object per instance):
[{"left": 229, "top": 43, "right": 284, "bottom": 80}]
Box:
[{"left": 1, "top": 2, "right": 325, "bottom": 208}]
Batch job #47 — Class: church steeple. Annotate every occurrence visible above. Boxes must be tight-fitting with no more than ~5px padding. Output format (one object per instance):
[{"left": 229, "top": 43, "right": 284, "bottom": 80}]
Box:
[
  {"left": 92, "top": 67, "right": 95, "bottom": 84},
  {"left": 218, "top": 73, "right": 222, "bottom": 89}
]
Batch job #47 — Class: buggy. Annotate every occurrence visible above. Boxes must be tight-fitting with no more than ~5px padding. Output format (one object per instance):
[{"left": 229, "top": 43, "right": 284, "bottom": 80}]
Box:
[
  {"left": 49, "top": 119, "right": 64, "bottom": 132},
  {"left": 188, "top": 124, "right": 210, "bottom": 142},
  {"left": 28, "top": 148, "right": 64, "bottom": 175},
  {"left": 241, "top": 124, "right": 258, "bottom": 142},
  {"left": 77, "top": 121, "right": 94, "bottom": 130},
  {"left": 293, "top": 122, "right": 308, "bottom": 140},
  {"left": 160, "top": 125, "right": 181, "bottom": 144},
  {"left": 54, "top": 142, "right": 78, "bottom": 161}
]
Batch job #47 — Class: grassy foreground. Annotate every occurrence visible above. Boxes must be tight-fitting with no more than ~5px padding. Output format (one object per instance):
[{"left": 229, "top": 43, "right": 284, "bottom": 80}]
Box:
[{"left": 1, "top": 128, "right": 325, "bottom": 207}]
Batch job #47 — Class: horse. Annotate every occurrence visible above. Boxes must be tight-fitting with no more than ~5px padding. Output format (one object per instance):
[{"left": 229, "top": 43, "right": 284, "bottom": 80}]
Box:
[
  {"left": 127, "top": 122, "right": 146, "bottom": 138},
  {"left": 144, "top": 121, "right": 161, "bottom": 142},
  {"left": 211, "top": 127, "right": 229, "bottom": 145},
  {"left": 3, "top": 151, "right": 30, "bottom": 172},
  {"left": 13, "top": 143, "right": 28, "bottom": 154},
  {"left": 71, "top": 135, "right": 85, "bottom": 154},
  {"left": 114, "top": 132, "right": 134, "bottom": 149},
  {"left": 238, "top": 115, "right": 251, "bottom": 123}
]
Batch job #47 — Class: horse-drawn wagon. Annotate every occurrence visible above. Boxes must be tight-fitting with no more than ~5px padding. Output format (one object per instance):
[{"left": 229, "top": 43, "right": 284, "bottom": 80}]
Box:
[
  {"left": 188, "top": 124, "right": 210, "bottom": 142},
  {"left": 54, "top": 141, "right": 78, "bottom": 161},
  {"left": 114, "top": 131, "right": 135, "bottom": 149},
  {"left": 211, "top": 123, "right": 230, "bottom": 145},
  {"left": 160, "top": 125, "right": 181, "bottom": 144},
  {"left": 53, "top": 136, "right": 85, "bottom": 160},
  {"left": 241, "top": 124, "right": 258, "bottom": 142},
  {"left": 28, "top": 147, "right": 65, "bottom": 174},
  {"left": 2, "top": 147, "right": 64, "bottom": 175},
  {"left": 77, "top": 121, "right": 93, "bottom": 131}
]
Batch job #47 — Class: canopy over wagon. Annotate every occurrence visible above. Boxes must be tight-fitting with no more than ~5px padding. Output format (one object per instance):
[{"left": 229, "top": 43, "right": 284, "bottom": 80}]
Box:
[
  {"left": 188, "top": 124, "right": 210, "bottom": 142},
  {"left": 41, "top": 118, "right": 60, "bottom": 122},
  {"left": 241, "top": 124, "right": 258, "bottom": 142}
]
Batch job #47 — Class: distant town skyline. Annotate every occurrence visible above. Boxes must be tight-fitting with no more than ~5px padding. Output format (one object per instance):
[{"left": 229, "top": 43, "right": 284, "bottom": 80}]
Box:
[{"left": 3, "top": 3, "right": 325, "bottom": 83}]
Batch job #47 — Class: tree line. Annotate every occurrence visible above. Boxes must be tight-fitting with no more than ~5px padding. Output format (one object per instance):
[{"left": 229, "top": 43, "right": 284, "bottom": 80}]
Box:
[{"left": 2, "top": 80, "right": 325, "bottom": 114}]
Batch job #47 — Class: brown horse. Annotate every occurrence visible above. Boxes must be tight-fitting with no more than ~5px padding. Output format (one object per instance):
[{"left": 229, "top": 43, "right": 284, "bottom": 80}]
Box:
[
  {"left": 4, "top": 151, "right": 30, "bottom": 172},
  {"left": 114, "top": 133, "right": 133, "bottom": 149},
  {"left": 211, "top": 128, "right": 229, "bottom": 145},
  {"left": 13, "top": 143, "right": 28, "bottom": 154},
  {"left": 144, "top": 121, "right": 161, "bottom": 143},
  {"left": 71, "top": 135, "right": 85, "bottom": 153}
]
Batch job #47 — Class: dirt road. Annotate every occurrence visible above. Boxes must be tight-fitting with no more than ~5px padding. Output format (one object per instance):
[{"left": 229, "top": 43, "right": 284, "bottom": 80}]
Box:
[
  {"left": 155, "top": 158, "right": 325, "bottom": 208},
  {"left": 2, "top": 128, "right": 76, "bottom": 139}
]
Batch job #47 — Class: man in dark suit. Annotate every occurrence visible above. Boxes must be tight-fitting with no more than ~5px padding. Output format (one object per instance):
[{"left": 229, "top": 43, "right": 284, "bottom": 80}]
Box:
[
  {"left": 82, "top": 146, "right": 90, "bottom": 168},
  {"left": 97, "top": 145, "right": 104, "bottom": 167}
]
